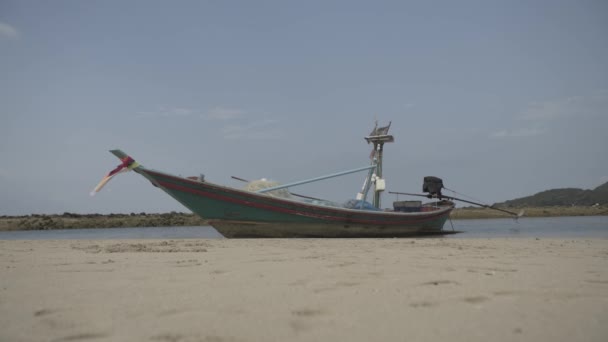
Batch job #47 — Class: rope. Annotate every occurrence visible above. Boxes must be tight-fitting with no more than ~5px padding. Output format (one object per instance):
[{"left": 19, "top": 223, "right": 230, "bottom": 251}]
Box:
[{"left": 443, "top": 186, "right": 487, "bottom": 205}]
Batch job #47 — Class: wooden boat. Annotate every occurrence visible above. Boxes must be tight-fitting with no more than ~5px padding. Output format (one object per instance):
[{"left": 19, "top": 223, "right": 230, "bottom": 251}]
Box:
[{"left": 101, "top": 123, "right": 456, "bottom": 238}]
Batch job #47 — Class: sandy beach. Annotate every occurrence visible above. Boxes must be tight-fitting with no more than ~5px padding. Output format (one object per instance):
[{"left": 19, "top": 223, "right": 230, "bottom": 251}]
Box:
[{"left": 1, "top": 238, "right": 607, "bottom": 342}]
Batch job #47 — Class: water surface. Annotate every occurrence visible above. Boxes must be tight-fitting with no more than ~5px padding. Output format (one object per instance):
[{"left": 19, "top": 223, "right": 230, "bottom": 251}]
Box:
[
  {"left": 0, "top": 216, "right": 606, "bottom": 240},
  {"left": 448, "top": 216, "right": 607, "bottom": 238}
]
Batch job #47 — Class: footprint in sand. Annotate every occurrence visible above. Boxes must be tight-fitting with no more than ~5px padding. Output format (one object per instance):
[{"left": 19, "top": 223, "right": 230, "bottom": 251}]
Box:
[
  {"left": 291, "top": 308, "right": 324, "bottom": 317},
  {"left": 463, "top": 296, "right": 490, "bottom": 304},
  {"left": 51, "top": 332, "right": 108, "bottom": 342},
  {"left": 410, "top": 301, "right": 437, "bottom": 308},
  {"left": 421, "top": 280, "right": 460, "bottom": 286},
  {"left": 174, "top": 259, "right": 202, "bottom": 267},
  {"left": 34, "top": 308, "right": 54, "bottom": 317},
  {"left": 151, "top": 333, "right": 236, "bottom": 342},
  {"left": 289, "top": 308, "right": 325, "bottom": 333}
]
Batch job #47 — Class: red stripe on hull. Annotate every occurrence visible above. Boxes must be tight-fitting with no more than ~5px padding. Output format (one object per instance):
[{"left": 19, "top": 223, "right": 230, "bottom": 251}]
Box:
[{"left": 151, "top": 174, "right": 452, "bottom": 226}]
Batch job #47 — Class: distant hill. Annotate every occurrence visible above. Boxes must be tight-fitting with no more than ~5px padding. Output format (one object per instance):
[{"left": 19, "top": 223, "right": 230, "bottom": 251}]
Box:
[{"left": 496, "top": 182, "right": 608, "bottom": 207}]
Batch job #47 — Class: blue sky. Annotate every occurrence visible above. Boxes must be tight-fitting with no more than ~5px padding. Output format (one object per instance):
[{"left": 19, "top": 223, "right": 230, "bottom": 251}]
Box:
[{"left": 1, "top": 0, "right": 607, "bottom": 214}]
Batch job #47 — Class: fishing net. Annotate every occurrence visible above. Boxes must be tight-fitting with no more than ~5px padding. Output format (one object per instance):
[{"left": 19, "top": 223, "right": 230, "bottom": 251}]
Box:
[
  {"left": 343, "top": 199, "right": 380, "bottom": 211},
  {"left": 244, "top": 179, "right": 292, "bottom": 199}
]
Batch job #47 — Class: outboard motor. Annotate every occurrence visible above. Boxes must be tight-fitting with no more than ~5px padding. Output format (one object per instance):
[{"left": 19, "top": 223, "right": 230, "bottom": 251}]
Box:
[{"left": 422, "top": 176, "right": 444, "bottom": 198}]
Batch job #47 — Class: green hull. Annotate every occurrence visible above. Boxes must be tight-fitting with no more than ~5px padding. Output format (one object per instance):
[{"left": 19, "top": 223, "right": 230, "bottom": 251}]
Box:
[{"left": 133, "top": 167, "right": 454, "bottom": 238}]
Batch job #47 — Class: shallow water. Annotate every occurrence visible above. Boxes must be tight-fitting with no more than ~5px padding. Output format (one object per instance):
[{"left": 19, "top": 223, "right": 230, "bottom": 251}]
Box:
[
  {"left": 448, "top": 216, "right": 608, "bottom": 238},
  {"left": 0, "top": 216, "right": 606, "bottom": 240}
]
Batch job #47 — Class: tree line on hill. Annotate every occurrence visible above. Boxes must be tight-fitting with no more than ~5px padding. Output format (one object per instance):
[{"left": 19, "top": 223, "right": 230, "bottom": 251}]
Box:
[{"left": 495, "top": 181, "right": 608, "bottom": 207}]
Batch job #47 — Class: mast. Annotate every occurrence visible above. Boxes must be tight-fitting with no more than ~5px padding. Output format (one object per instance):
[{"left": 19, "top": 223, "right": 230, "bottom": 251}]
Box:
[{"left": 364, "top": 121, "right": 394, "bottom": 209}]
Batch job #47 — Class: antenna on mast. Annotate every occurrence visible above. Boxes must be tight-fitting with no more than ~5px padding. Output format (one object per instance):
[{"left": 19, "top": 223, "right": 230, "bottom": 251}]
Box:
[{"left": 361, "top": 121, "right": 394, "bottom": 209}]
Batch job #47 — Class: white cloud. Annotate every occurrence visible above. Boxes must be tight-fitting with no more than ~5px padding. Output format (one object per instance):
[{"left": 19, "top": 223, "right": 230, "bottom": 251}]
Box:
[
  {"left": 521, "top": 89, "right": 608, "bottom": 121},
  {"left": 0, "top": 167, "right": 9, "bottom": 179},
  {"left": 135, "top": 107, "right": 194, "bottom": 119},
  {"left": 492, "top": 89, "right": 608, "bottom": 140},
  {"left": 204, "top": 106, "right": 244, "bottom": 120},
  {"left": 222, "top": 118, "right": 282, "bottom": 140},
  {"left": 490, "top": 127, "right": 545, "bottom": 139},
  {"left": 170, "top": 107, "right": 193, "bottom": 116},
  {"left": 0, "top": 22, "right": 19, "bottom": 39}
]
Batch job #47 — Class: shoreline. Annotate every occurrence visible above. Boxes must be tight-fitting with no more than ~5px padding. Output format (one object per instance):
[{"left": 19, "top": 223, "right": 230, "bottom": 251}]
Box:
[
  {"left": 1, "top": 238, "right": 606, "bottom": 341},
  {"left": 450, "top": 205, "right": 608, "bottom": 219},
  {"left": 0, "top": 206, "right": 606, "bottom": 231}
]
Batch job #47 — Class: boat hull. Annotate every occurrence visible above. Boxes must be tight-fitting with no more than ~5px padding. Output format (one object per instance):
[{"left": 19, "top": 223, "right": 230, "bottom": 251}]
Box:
[
  {"left": 136, "top": 168, "right": 454, "bottom": 238},
  {"left": 209, "top": 221, "right": 456, "bottom": 238}
]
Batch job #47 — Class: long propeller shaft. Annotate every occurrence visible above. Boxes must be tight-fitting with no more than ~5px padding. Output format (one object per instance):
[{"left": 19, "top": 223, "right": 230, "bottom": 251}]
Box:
[{"left": 388, "top": 191, "right": 524, "bottom": 218}]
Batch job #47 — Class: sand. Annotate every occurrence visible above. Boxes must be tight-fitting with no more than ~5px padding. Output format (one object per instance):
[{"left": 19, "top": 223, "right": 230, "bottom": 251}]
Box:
[{"left": 1, "top": 238, "right": 607, "bottom": 342}]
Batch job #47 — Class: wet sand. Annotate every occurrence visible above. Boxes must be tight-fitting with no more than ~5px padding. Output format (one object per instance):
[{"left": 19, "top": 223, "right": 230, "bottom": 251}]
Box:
[{"left": 1, "top": 238, "right": 607, "bottom": 342}]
